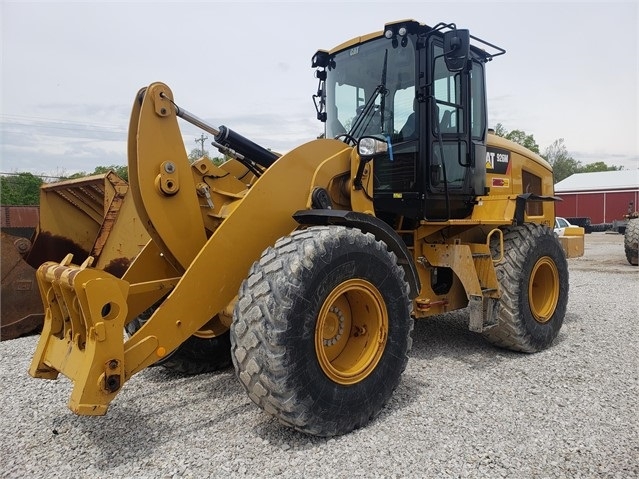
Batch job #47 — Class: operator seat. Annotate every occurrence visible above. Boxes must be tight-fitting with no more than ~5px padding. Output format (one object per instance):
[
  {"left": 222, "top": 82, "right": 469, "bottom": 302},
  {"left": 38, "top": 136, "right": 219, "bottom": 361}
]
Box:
[
  {"left": 399, "top": 112, "right": 416, "bottom": 139},
  {"left": 438, "top": 110, "right": 453, "bottom": 133},
  {"left": 399, "top": 105, "right": 455, "bottom": 140}
]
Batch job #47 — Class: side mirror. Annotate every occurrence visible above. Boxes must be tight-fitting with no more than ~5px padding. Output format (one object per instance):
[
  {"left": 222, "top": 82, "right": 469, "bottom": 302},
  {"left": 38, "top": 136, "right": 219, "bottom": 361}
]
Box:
[{"left": 443, "top": 29, "right": 470, "bottom": 72}]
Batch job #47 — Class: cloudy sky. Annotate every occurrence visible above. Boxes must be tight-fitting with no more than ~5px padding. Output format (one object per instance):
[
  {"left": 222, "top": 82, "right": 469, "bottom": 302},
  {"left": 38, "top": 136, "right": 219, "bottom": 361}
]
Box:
[{"left": 1, "top": 0, "right": 637, "bottom": 177}]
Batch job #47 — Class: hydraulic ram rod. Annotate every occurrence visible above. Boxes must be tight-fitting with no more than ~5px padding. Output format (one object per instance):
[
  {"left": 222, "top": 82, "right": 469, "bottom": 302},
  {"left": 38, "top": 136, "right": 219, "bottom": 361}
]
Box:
[{"left": 160, "top": 92, "right": 278, "bottom": 169}]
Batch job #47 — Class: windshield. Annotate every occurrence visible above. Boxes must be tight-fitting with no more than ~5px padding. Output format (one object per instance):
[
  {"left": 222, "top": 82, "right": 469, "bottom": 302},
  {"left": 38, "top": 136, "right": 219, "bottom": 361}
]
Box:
[{"left": 325, "top": 36, "right": 416, "bottom": 141}]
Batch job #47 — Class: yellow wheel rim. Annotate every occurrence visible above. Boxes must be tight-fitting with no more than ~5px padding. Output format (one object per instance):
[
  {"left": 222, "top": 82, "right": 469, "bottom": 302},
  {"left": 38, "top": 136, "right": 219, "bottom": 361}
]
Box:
[
  {"left": 315, "top": 279, "right": 388, "bottom": 385},
  {"left": 528, "top": 256, "right": 560, "bottom": 323}
]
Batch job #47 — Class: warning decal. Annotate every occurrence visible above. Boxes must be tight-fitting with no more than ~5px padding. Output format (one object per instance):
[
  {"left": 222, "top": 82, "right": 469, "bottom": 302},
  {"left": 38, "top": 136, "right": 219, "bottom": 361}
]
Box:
[
  {"left": 492, "top": 177, "right": 510, "bottom": 188},
  {"left": 486, "top": 147, "right": 511, "bottom": 175}
]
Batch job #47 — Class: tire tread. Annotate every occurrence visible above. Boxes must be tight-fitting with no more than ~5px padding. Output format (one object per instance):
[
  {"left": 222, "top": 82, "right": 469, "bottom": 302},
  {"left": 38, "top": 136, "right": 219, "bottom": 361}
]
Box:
[
  {"left": 231, "top": 226, "right": 412, "bottom": 436},
  {"left": 482, "top": 223, "right": 568, "bottom": 353},
  {"left": 624, "top": 218, "right": 639, "bottom": 266}
]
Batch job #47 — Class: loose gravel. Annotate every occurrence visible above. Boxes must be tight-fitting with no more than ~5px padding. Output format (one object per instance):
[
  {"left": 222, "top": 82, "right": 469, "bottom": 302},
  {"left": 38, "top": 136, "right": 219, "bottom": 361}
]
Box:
[{"left": 1, "top": 233, "right": 637, "bottom": 478}]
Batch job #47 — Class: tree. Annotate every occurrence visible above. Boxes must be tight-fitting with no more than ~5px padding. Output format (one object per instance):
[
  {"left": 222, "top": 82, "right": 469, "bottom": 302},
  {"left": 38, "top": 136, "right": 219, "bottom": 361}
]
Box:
[
  {"left": 493, "top": 123, "right": 508, "bottom": 137},
  {"left": 579, "top": 161, "right": 622, "bottom": 173},
  {"left": 542, "top": 139, "right": 623, "bottom": 183},
  {"left": 543, "top": 139, "right": 581, "bottom": 183},
  {"left": 66, "top": 164, "right": 128, "bottom": 181},
  {"left": 505, "top": 129, "right": 540, "bottom": 154},
  {"left": 0, "top": 172, "right": 43, "bottom": 205},
  {"left": 188, "top": 148, "right": 206, "bottom": 162},
  {"left": 493, "top": 123, "right": 539, "bottom": 153},
  {"left": 496, "top": 125, "right": 622, "bottom": 183},
  {"left": 92, "top": 164, "right": 129, "bottom": 181},
  {"left": 188, "top": 148, "right": 225, "bottom": 166}
]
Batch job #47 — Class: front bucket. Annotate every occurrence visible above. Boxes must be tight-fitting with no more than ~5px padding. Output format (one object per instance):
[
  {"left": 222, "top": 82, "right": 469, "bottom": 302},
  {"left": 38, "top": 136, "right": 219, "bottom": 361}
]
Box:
[
  {"left": 25, "top": 172, "right": 149, "bottom": 275},
  {"left": 1, "top": 172, "right": 149, "bottom": 340}
]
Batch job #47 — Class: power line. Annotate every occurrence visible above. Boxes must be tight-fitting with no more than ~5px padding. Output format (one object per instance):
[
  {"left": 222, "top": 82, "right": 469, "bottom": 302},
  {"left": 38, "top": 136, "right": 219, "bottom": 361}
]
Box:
[
  {"left": 0, "top": 172, "right": 67, "bottom": 179},
  {"left": 0, "top": 113, "right": 124, "bottom": 131}
]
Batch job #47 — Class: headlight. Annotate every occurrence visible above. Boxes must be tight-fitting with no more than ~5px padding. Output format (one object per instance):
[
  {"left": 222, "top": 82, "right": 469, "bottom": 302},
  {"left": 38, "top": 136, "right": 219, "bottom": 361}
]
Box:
[{"left": 358, "top": 137, "right": 388, "bottom": 157}]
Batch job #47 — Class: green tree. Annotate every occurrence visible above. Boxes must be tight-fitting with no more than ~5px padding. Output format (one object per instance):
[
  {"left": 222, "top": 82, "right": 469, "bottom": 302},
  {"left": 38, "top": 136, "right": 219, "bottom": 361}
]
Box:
[
  {"left": 543, "top": 138, "right": 581, "bottom": 183},
  {"left": 493, "top": 123, "right": 539, "bottom": 154},
  {"left": 93, "top": 164, "right": 128, "bottom": 181},
  {"left": 188, "top": 148, "right": 225, "bottom": 166},
  {"left": 493, "top": 123, "right": 508, "bottom": 137},
  {"left": 505, "top": 129, "right": 539, "bottom": 154},
  {"left": 67, "top": 164, "right": 128, "bottom": 181},
  {"left": 542, "top": 139, "right": 623, "bottom": 183},
  {"left": 0, "top": 172, "right": 43, "bottom": 205},
  {"left": 188, "top": 148, "right": 207, "bottom": 162},
  {"left": 496, "top": 126, "right": 622, "bottom": 183},
  {"left": 579, "top": 161, "right": 622, "bottom": 173}
]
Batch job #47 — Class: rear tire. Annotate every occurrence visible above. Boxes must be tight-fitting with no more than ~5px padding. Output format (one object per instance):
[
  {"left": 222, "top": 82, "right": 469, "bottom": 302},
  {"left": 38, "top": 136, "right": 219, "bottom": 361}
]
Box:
[
  {"left": 624, "top": 218, "right": 638, "bottom": 266},
  {"left": 126, "top": 304, "right": 232, "bottom": 375},
  {"left": 231, "top": 226, "right": 413, "bottom": 436},
  {"left": 482, "top": 223, "right": 568, "bottom": 352},
  {"left": 160, "top": 328, "right": 232, "bottom": 375}
]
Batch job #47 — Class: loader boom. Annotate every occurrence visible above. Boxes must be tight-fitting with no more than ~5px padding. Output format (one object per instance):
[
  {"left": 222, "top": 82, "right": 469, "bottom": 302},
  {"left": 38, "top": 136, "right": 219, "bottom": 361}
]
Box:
[{"left": 29, "top": 82, "right": 353, "bottom": 414}]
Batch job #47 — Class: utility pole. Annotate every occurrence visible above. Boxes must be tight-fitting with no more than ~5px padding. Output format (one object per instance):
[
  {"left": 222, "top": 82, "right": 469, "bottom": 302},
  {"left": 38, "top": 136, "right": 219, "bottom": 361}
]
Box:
[{"left": 195, "top": 134, "right": 208, "bottom": 157}]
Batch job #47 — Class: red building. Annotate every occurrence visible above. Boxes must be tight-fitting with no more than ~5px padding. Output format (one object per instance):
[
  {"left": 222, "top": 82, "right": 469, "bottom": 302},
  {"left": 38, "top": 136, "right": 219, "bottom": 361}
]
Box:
[{"left": 554, "top": 170, "right": 639, "bottom": 225}]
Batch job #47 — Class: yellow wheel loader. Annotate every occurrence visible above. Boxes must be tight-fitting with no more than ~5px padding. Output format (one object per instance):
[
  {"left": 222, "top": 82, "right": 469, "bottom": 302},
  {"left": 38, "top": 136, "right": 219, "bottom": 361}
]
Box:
[{"left": 29, "top": 20, "right": 569, "bottom": 436}]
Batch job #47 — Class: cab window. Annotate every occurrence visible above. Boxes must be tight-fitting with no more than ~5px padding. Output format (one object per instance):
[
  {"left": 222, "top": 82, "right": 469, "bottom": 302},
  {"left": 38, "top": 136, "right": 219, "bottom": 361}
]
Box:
[{"left": 432, "top": 45, "right": 462, "bottom": 134}]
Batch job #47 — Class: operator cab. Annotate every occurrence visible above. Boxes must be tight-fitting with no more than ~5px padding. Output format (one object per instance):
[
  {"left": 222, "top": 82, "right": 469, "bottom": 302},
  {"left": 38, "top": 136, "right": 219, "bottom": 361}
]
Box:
[{"left": 312, "top": 20, "right": 505, "bottom": 221}]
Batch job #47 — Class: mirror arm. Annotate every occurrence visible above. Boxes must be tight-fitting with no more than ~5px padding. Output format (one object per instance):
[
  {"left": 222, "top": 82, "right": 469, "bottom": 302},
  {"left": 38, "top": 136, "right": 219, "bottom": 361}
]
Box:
[{"left": 353, "top": 157, "right": 371, "bottom": 190}]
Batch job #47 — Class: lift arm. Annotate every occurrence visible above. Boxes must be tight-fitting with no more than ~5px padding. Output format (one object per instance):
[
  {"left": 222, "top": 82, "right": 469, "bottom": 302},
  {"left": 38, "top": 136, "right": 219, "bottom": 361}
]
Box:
[{"left": 29, "top": 82, "right": 352, "bottom": 415}]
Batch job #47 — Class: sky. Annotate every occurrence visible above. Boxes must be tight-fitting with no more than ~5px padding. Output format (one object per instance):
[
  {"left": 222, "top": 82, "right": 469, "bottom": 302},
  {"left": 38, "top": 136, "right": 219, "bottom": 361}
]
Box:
[{"left": 1, "top": 0, "right": 638, "bottom": 178}]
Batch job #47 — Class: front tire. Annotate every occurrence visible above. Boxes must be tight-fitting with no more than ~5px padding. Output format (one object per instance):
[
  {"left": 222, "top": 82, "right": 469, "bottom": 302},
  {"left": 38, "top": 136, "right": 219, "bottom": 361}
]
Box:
[
  {"left": 482, "top": 223, "right": 569, "bottom": 352},
  {"left": 231, "top": 226, "right": 413, "bottom": 436},
  {"left": 624, "top": 218, "right": 638, "bottom": 266}
]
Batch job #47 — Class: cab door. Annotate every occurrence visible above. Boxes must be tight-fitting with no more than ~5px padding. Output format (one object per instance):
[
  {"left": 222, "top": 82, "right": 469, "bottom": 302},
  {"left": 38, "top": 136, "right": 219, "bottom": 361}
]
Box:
[{"left": 422, "top": 38, "right": 486, "bottom": 220}]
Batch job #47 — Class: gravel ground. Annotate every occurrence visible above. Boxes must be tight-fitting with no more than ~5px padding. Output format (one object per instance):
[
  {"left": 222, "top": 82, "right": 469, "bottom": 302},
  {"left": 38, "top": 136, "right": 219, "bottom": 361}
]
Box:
[{"left": 1, "top": 233, "right": 637, "bottom": 478}]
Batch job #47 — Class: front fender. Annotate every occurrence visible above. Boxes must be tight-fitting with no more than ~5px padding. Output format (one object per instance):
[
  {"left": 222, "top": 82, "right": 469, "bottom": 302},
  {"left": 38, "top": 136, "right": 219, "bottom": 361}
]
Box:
[{"left": 293, "top": 209, "right": 421, "bottom": 298}]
